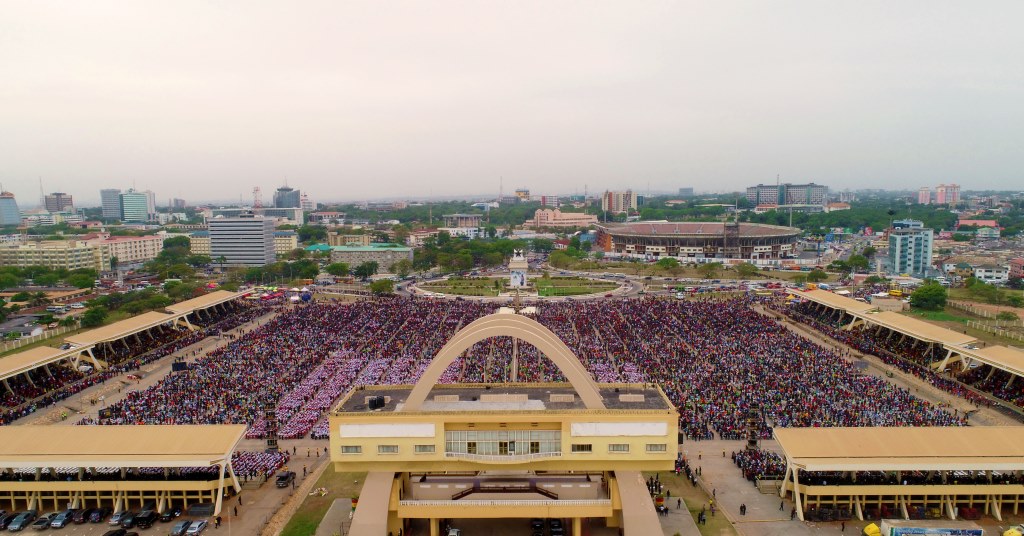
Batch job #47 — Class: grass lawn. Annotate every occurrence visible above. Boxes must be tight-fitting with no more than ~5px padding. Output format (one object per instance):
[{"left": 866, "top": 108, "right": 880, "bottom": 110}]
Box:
[
  {"left": 902, "top": 308, "right": 971, "bottom": 324},
  {"left": 280, "top": 469, "right": 366, "bottom": 536},
  {"left": 647, "top": 470, "right": 739, "bottom": 536}
]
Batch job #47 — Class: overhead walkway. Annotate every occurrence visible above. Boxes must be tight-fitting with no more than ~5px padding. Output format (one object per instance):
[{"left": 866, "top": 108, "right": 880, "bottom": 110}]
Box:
[{"left": 775, "top": 427, "right": 1024, "bottom": 522}]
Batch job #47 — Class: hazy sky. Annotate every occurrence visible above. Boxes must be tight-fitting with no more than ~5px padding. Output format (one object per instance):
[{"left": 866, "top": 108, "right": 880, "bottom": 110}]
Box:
[{"left": 2, "top": 1, "right": 1023, "bottom": 206}]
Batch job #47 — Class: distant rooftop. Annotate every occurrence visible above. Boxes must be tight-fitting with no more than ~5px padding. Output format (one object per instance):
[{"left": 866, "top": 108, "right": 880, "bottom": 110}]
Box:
[{"left": 328, "top": 244, "right": 411, "bottom": 252}]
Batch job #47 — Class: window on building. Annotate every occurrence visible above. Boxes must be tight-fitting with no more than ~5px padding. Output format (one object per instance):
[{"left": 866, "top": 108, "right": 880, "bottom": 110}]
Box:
[
  {"left": 377, "top": 445, "right": 399, "bottom": 454},
  {"left": 646, "top": 443, "right": 668, "bottom": 453},
  {"left": 414, "top": 445, "right": 435, "bottom": 454},
  {"left": 571, "top": 444, "right": 593, "bottom": 453},
  {"left": 340, "top": 445, "right": 362, "bottom": 454},
  {"left": 608, "top": 444, "right": 630, "bottom": 453}
]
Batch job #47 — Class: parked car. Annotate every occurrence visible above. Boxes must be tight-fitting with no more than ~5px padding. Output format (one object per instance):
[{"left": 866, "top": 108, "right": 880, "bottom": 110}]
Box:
[
  {"left": 185, "top": 520, "right": 208, "bottom": 534},
  {"left": 30, "top": 513, "right": 54, "bottom": 530},
  {"left": 101, "top": 530, "right": 127, "bottom": 536},
  {"left": 169, "top": 520, "right": 191, "bottom": 536},
  {"left": 89, "top": 508, "right": 111, "bottom": 523},
  {"left": 133, "top": 511, "right": 157, "bottom": 529},
  {"left": 275, "top": 471, "right": 296, "bottom": 488},
  {"left": 159, "top": 507, "right": 182, "bottom": 522},
  {"left": 118, "top": 511, "right": 138, "bottom": 529},
  {"left": 72, "top": 509, "right": 94, "bottom": 524},
  {"left": 108, "top": 511, "right": 131, "bottom": 526},
  {"left": 0, "top": 514, "right": 13, "bottom": 530},
  {"left": 49, "top": 510, "right": 76, "bottom": 529},
  {"left": 7, "top": 510, "right": 38, "bottom": 531}
]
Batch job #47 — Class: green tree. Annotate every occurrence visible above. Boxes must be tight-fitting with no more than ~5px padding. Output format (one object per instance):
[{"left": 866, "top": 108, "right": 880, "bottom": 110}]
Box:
[
  {"left": 864, "top": 275, "right": 887, "bottom": 285},
  {"left": 806, "top": 269, "right": 828, "bottom": 283},
  {"left": 81, "top": 307, "right": 108, "bottom": 327},
  {"left": 216, "top": 256, "right": 227, "bottom": 272},
  {"left": 910, "top": 282, "right": 948, "bottom": 310},
  {"left": 10, "top": 292, "right": 31, "bottom": 302},
  {"left": 353, "top": 261, "right": 379, "bottom": 280},
  {"left": 996, "top": 311, "right": 1019, "bottom": 322},
  {"left": 369, "top": 279, "right": 394, "bottom": 295},
  {"left": 0, "top": 273, "right": 21, "bottom": 290},
  {"left": 861, "top": 246, "right": 877, "bottom": 258},
  {"left": 163, "top": 236, "right": 191, "bottom": 249},
  {"left": 1007, "top": 295, "right": 1024, "bottom": 308},
  {"left": 66, "top": 274, "right": 95, "bottom": 289},
  {"left": 1008, "top": 277, "right": 1023, "bottom": 290},
  {"left": 735, "top": 262, "right": 759, "bottom": 279},
  {"left": 656, "top": 258, "right": 680, "bottom": 271},
  {"left": 697, "top": 262, "right": 722, "bottom": 279},
  {"left": 549, "top": 251, "right": 574, "bottom": 269},
  {"left": 325, "top": 263, "right": 350, "bottom": 277},
  {"left": 390, "top": 259, "right": 413, "bottom": 278},
  {"left": 27, "top": 292, "right": 50, "bottom": 307},
  {"left": 847, "top": 254, "right": 870, "bottom": 272}
]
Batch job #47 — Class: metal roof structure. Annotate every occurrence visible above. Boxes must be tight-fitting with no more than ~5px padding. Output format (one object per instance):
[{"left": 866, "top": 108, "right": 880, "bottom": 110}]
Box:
[
  {"left": 774, "top": 426, "right": 1024, "bottom": 471},
  {"left": 0, "top": 425, "right": 246, "bottom": 469},
  {"left": 0, "top": 345, "right": 94, "bottom": 383},
  {"left": 946, "top": 345, "right": 1024, "bottom": 378},
  {"left": 791, "top": 289, "right": 876, "bottom": 314},
  {"left": 65, "top": 311, "right": 181, "bottom": 346},
  {"left": 165, "top": 290, "right": 248, "bottom": 315},
  {"left": 860, "top": 311, "right": 978, "bottom": 346}
]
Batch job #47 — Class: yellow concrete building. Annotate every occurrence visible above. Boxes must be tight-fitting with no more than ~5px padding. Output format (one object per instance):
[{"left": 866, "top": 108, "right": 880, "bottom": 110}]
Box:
[
  {"left": 0, "top": 240, "right": 101, "bottom": 271},
  {"left": 331, "top": 311, "right": 678, "bottom": 536},
  {"left": 327, "top": 232, "right": 372, "bottom": 247}
]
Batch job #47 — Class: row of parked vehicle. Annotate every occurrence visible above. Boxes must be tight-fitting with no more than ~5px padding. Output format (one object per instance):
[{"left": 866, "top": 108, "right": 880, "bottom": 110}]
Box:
[{"left": 0, "top": 506, "right": 206, "bottom": 534}]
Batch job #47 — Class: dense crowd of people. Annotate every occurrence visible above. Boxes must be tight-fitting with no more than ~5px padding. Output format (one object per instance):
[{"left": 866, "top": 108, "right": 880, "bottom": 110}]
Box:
[
  {"left": 780, "top": 302, "right": 998, "bottom": 409},
  {"left": 0, "top": 301, "right": 263, "bottom": 425},
  {"left": 82, "top": 294, "right": 968, "bottom": 444}
]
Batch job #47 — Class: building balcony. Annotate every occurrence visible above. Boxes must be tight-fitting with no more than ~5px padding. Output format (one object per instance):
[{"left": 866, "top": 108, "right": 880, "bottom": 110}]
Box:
[{"left": 444, "top": 451, "right": 562, "bottom": 464}]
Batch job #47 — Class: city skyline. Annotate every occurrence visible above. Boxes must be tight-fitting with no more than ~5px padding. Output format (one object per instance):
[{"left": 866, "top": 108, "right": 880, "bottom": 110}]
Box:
[{"left": 3, "top": 1, "right": 1024, "bottom": 205}]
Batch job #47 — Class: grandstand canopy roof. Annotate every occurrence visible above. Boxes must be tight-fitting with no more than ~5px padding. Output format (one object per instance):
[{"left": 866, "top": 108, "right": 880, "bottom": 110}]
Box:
[
  {"left": 598, "top": 221, "right": 799, "bottom": 238},
  {"left": 953, "top": 345, "right": 1024, "bottom": 378},
  {"left": 0, "top": 425, "right": 246, "bottom": 469},
  {"left": 774, "top": 427, "right": 1024, "bottom": 471},
  {"left": 165, "top": 290, "right": 247, "bottom": 315},
  {"left": 860, "top": 311, "right": 977, "bottom": 346},
  {"left": 0, "top": 345, "right": 92, "bottom": 383},
  {"left": 65, "top": 311, "right": 180, "bottom": 346},
  {"left": 791, "top": 289, "right": 875, "bottom": 314}
]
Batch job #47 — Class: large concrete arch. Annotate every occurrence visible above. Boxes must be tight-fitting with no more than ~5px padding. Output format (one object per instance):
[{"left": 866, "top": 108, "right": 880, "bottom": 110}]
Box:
[{"left": 403, "top": 313, "right": 607, "bottom": 411}]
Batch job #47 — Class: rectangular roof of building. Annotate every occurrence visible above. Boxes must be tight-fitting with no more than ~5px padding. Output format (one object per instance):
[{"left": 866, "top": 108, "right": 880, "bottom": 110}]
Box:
[
  {"left": 0, "top": 346, "right": 91, "bottom": 382},
  {"left": 165, "top": 290, "right": 247, "bottom": 315},
  {"left": 953, "top": 345, "right": 1024, "bottom": 378},
  {"left": 329, "top": 245, "right": 411, "bottom": 252},
  {"left": 860, "top": 311, "right": 978, "bottom": 346},
  {"left": 0, "top": 425, "right": 246, "bottom": 468},
  {"left": 791, "top": 289, "right": 875, "bottom": 314},
  {"left": 65, "top": 311, "right": 180, "bottom": 346},
  {"left": 774, "top": 427, "right": 1024, "bottom": 471}
]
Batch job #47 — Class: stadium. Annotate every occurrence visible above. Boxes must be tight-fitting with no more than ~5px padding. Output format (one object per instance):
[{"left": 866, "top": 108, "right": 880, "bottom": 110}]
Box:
[{"left": 594, "top": 221, "right": 801, "bottom": 260}]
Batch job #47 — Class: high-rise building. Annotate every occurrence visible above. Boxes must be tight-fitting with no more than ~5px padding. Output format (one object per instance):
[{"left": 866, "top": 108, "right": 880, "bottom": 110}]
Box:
[
  {"left": 889, "top": 224, "right": 934, "bottom": 278},
  {"left": 273, "top": 186, "right": 301, "bottom": 208},
  {"left": 209, "top": 213, "right": 275, "bottom": 266},
  {"left": 100, "top": 189, "right": 122, "bottom": 219},
  {"left": 299, "top": 193, "right": 314, "bottom": 212},
  {"left": 515, "top": 188, "right": 531, "bottom": 200},
  {"left": 745, "top": 183, "right": 828, "bottom": 206},
  {"left": 145, "top": 190, "right": 157, "bottom": 219},
  {"left": 917, "top": 187, "right": 931, "bottom": 204},
  {"left": 677, "top": 187, "right": 694, "bottom": 197},
  {"left": 172, "top": 198, "right": 187, "bottom": 209},
  {"left": 0, "top": 191, "right": 21, "bottom": 226},
  {"left": 43, "top": 192, "right": 74, "bottom": 213},
  {"left": 935, "top": 184, "right": 960, "bottom": 205},
  {"left": 119, "top": 190, "right": 151, "bottom": 222},
  {"left": 601, "top": 190, "right": 638, "bottom": 214}
]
